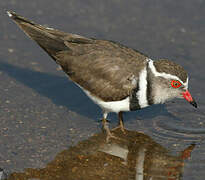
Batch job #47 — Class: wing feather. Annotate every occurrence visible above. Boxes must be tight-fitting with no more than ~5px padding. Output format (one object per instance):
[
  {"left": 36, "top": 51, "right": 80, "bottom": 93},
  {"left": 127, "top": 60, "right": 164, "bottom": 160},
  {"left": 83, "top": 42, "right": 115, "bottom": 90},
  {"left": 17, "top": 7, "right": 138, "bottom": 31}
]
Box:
[
  {"left": 8, "top": 11, "right": 147, "bottom": 101},
  {"left": 55, "top": 40, "right": 147, "bottom": 101}
]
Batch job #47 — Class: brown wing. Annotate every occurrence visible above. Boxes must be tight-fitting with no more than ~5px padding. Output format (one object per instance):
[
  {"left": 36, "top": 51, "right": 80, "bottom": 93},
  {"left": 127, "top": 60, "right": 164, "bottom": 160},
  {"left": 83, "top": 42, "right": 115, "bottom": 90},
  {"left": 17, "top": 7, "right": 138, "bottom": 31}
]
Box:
[
  {"left": 55, "top": 40, "right": 147, "bottom": 101},
  {"left": 8, "top": 11, "right": 147, "bottom": 101}
]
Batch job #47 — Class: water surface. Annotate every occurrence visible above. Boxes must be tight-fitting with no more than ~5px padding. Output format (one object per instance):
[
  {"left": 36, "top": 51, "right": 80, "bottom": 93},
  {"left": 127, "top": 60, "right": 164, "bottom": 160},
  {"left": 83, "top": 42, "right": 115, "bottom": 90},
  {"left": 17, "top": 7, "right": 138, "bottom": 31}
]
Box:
[{"left": 0, "top": 0, "right": 205, "bottom": 179}]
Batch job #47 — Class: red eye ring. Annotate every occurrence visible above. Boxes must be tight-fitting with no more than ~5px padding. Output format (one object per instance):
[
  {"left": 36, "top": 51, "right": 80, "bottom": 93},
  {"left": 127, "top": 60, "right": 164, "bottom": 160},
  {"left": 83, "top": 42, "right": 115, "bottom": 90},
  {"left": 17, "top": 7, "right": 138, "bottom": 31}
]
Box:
[{"left": 171, "top": 80, "right": 182, "bottom": 88}]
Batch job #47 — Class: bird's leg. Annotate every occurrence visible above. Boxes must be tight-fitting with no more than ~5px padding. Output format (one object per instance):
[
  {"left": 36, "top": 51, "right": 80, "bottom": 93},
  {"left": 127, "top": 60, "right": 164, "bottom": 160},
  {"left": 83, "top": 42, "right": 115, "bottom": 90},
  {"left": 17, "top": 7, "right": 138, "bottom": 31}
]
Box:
[
  {"left": 118, "top": 111, "right": 126, "bottom": 133},
  {"left": 102, "top": 111, "right": 119, "bottom": 142},
  {"left": 102, "top": 112, "right": 111, "bottom": 135}
]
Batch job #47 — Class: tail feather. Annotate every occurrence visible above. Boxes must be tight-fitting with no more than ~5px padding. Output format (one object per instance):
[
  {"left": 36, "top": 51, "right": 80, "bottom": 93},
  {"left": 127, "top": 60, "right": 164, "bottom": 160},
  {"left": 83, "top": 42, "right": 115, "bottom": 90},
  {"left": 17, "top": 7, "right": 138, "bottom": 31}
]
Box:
[{"left": 7, "top": 11, "right": 69, "bottom": 56}]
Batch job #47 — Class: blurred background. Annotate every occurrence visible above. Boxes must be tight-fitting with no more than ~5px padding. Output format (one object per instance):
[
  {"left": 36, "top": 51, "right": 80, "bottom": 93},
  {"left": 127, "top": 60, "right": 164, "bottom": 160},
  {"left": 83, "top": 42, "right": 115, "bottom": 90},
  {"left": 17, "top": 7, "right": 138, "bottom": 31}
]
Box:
[{"left": 0, "top": 0, "right": 205, "bottom": 179}]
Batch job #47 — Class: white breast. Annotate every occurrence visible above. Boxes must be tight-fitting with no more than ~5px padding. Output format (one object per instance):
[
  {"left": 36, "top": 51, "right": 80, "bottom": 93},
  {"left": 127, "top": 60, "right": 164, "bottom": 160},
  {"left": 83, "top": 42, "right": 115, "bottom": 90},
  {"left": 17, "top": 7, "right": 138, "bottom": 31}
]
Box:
[{"left": 137, "top": 66, "right": 149, "bottom": 108}]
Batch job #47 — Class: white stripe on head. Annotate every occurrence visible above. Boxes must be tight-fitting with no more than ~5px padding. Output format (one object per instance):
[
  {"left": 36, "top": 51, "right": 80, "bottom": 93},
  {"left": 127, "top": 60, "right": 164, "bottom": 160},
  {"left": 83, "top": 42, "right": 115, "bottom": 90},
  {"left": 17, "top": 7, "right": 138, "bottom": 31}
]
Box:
[
  {"left": 183, "top": 77, "right": 189, "bottom": 89},
  {"left": 137, "top": 66, "right": 148, "bottom": 108},
  {"left": 147, "top": 58, "right": 187, "bottom": 85}
]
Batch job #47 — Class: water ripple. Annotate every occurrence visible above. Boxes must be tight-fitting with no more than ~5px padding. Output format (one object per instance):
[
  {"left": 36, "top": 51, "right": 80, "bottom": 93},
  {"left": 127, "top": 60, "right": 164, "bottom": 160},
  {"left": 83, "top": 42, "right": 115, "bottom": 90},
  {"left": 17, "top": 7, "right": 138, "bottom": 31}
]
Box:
[{"left": 135, "top": 104, "right": 205, "bottom": 141}]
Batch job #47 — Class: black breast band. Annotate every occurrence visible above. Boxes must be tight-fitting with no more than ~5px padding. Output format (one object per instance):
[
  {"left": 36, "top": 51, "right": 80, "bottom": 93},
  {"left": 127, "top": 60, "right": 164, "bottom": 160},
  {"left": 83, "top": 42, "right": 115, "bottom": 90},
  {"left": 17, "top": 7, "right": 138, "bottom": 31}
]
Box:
[{"left": 129, "top": 82, "right": 141, "bottom": 111}]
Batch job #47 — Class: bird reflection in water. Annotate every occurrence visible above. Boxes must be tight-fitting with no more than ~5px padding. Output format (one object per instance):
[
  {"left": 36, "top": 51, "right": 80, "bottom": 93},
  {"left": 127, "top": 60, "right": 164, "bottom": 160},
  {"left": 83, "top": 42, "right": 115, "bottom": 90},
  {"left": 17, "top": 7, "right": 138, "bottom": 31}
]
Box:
[{"left": 8, "top": 128, "right": 195, "bottom": 180}]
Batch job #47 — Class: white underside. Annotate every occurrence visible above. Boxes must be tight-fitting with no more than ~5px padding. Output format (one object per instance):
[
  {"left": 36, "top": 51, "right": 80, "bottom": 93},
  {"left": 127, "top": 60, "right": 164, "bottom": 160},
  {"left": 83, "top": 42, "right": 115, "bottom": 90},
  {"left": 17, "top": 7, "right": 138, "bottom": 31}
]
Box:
[{"left": 77, "top": 84, "right": 130, "bottom": 113}]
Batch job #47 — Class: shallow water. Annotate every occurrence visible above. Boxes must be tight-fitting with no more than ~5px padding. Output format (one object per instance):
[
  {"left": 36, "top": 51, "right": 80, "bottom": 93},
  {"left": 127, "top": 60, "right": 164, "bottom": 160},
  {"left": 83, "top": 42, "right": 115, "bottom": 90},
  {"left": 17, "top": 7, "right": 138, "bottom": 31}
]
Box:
[
  {"left": 0, "top": 0, "right": 205, "bottom": 179},
  {"left": 6, "top": 128, "right": 197, "bottom": 180}
]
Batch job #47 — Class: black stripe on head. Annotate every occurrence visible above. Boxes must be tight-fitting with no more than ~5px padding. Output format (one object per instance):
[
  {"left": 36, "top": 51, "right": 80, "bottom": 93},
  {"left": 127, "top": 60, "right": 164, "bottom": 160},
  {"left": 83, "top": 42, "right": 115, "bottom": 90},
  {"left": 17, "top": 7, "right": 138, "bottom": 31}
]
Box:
[
  {"left": 146, "top": 63, "right": 154, "bottom": 105},
  {"left": 129, "top": 81, "right": 141, "bottom": 111}
]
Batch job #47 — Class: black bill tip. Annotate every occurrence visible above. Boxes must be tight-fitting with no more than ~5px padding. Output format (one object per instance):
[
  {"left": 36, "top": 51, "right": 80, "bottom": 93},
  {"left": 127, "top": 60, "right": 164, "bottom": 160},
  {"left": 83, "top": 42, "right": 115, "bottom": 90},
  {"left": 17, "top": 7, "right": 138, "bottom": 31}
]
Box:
[{"left": 190, "top": 100, "right": 197, "bottom": 108}]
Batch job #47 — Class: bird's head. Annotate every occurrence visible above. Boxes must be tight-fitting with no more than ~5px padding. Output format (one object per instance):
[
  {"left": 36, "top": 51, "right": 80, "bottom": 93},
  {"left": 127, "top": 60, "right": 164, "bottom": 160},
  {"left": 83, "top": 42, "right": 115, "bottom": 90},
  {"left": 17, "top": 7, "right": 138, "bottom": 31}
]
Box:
[{"left": 148, "top": 59, "right": 197, "bottom": 108}]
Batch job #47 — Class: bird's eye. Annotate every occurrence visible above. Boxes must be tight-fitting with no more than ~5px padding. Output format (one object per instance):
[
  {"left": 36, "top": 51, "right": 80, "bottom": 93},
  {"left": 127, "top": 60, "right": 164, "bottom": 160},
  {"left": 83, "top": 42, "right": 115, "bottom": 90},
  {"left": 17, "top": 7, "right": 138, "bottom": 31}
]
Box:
[{"left": 171, "top": 80, "right": 182, "bottom": 88}]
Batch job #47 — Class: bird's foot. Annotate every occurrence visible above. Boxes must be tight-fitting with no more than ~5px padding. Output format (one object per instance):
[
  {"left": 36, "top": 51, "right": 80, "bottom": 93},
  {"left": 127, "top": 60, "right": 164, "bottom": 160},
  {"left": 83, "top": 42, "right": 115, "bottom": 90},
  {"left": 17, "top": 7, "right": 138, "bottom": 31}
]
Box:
[
  {"left": 105, "top": 131, "right": 122, "bottom": 142},
  {"left": 120, "top": 125, "right": 126, "bottom": 134},
  {"left": 103, "top": 125, "right": 121, "bottom": 142},
  {"left": 112, "top": 125, "right": 126, "bottom": 134},
  {"left": 118, "top": 111, "right": 126, "bottom": 134},
  {"left": 102, "top": 118, "right": 122, "bottom": 142}
]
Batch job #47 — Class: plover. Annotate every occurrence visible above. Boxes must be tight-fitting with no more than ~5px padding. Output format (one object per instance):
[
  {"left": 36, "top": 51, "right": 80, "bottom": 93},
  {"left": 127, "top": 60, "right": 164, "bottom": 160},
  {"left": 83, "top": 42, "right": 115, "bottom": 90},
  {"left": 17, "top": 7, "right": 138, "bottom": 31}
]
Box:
[{"left": 7, "top": 11, "right": 197, "bottom": 140}]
